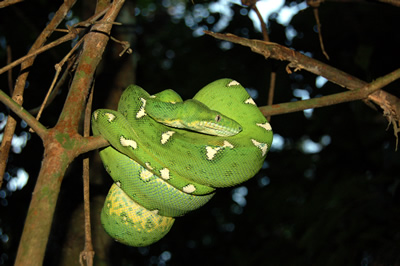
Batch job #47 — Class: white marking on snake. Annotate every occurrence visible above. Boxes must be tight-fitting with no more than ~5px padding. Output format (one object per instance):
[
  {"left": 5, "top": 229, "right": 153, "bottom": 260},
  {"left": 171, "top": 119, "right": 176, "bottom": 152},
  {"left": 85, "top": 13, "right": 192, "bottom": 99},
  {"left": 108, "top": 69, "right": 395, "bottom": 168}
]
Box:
[
  {"left": 245, "top": 97, "right": 257, "bottom": 105},
  {"left": 161, "top": 131, "right": 176, "bottom": 144},
  {"left": 183, "top": 184, "right": 196, "bottom": 193},
  {"left": 251, "top": 139, "right": 268, "bottom": 157},
  {"left": 116, "top": 181, "right": 121, "bottom": 187},
  {"left": 93, "top": 111, "right": 98, "bottom": 120},
  {"left": 151, "top": 210, "right": 159, "bottom": 215},
  {"left": 105, "top": 112, "right": 116, "bottom": 122},
  {"left": 206, "top": 146, "right": 222, "bottom": 160},
  {"left": 140, "top": 168, "right": 153, "bottom": 181},
  {"left": 145, "top": 162, "right": 154, "bottom": 170},
  {"left": 256, "top": 122, "right": 272, "bottom": 131},
  {"left": 120, "top": 136, "right": 137, "bottom": 149},
  {"left": 227, "top": 80, "right": 240, "bottom": 87},
  {"left": 136, "top": 98, "right": 147, "bottom": 118},
  {"left": 223, "top": 140, "right": 234, "bottom": 148},
  {"left": 160, "top": 168, "right": 170, "bottom": 180}
]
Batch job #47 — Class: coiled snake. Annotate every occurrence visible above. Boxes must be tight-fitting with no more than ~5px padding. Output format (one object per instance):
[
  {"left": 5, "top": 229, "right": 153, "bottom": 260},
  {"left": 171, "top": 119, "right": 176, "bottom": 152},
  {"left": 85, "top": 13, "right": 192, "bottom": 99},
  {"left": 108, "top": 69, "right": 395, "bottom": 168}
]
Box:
[{"left": 92, "top": 79, "right": 273, "bottom": 246}]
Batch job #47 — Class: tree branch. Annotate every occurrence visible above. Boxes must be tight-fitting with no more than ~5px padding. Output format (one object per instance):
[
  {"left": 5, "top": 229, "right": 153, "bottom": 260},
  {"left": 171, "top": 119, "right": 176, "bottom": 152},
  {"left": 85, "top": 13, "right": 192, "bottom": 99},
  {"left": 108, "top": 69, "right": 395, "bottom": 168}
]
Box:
[
  {"left": 204, "top": 31, "right": 400, "bottom": 139},
  {"left": 0, "top": 0, "right": 23, "bottom": 8},
  {"left": 0, "top": 0, "right": 77, "bottom": 188},
  {"left": 13, "top": 1, "right": 125, "bottom": 265},
  {"left": 260, "top": 68, "right": 400, "bottom": 116},
  {"left": 0, "top": 89, "right": 48, "bottom": 138}
]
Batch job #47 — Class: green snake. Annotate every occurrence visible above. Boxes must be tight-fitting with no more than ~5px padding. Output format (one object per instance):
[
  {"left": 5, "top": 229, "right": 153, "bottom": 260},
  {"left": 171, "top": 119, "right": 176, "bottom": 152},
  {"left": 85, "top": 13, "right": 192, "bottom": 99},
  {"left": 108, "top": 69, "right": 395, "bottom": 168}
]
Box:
[{"left": 91, "top": 79, "right": 273, "bottom": 247}]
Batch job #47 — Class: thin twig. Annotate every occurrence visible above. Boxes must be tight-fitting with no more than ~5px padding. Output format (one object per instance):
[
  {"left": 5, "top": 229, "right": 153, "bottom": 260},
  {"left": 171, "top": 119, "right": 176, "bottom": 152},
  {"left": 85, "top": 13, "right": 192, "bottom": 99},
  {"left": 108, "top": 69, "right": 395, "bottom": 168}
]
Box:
[
  {"left": 267, "top": 72, "right": 276, "bottom": 121},
  {"left": 33, "top": 37, "right": 85, "bottom": 126},
  {"left": 378, "top": 0, "right": 400, "bottom": 7},
  {"left": 259, "top": 67, "right": 400, "bottom": 116},
  {"left": 79, "top": 86, "right": 95, "bottom": 266},
  {"left": 0, "top": 90, "right": 48, "bottom": 139},
  {"left": 6, "top": 46, "right": 13, "bottom": 94},
  {"left": 312, "top": 6, "right": 330, "bottom": 60},
  {"left": 0, "top": 31, "right": 79, "bottom": 76},
  {"left": 0, "top": 6, "right": 110, "bottom": 76},
  {"left": 252, "top": 4, "right": 269, "bottom": 42},
  {"left": 29, "top": 55, "right": 76, "bottom": 115},
  {"left": 251, "top": 3, "right": 276, "bottom": 123},
  {"left": 110, "top": 36, "right": 133, "bottom": 56},
  {"left": 0, "top": 0, "right": 23, "bottom": 8}
]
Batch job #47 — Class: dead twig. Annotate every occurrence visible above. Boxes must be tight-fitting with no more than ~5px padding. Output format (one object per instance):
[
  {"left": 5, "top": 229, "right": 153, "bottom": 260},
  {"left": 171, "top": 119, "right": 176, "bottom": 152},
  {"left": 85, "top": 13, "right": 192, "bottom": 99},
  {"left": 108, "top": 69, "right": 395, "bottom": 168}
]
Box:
[
  {"left": 6, "top": 46, "right": 13, "bottom": 94},
  {"left": 0, "top": 6, "right": 110, "bottom": 76},
  {"left": 267, "top": 72, "right": 276, "bottom": 121},
  {"left": 245, "top": 2, "right": 276, "bottom": 122},
  {"left": 110, "top": 36, "right": 133, "bottom": 56},
  {"left": 79, "top": 86, "right": 95, "bottom": 266},
  {"left": 32, "top": 37, "right": 85, "bottom": 129},
  {"left": 307, "top": 0, "right": 330, "bottom": 60},
  {"left": 28, "top": 55, "right": 76, "bottom": 115}
]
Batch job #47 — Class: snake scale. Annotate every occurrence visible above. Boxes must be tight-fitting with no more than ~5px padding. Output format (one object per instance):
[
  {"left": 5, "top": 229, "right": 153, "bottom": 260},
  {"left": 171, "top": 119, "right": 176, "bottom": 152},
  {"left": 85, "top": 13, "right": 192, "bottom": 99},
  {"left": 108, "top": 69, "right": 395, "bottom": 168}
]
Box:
[{"left": 92, "top": 79, "right": 273, "bottom": 246}]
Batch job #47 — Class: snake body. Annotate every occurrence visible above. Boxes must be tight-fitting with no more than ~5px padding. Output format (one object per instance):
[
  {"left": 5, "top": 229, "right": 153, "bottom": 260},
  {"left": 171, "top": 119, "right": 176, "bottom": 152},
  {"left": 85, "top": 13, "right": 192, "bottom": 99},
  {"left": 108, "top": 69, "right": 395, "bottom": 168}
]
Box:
[{"left": 92, "top": 79, "right": 273, "bottom": 246}]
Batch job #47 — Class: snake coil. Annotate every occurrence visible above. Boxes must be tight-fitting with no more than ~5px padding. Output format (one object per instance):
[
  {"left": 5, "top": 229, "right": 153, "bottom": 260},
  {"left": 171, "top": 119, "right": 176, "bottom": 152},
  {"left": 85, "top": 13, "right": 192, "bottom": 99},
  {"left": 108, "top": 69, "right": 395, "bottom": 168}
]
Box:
[{"left": 92, "top": 79, "right": 273, "bottom": 246}]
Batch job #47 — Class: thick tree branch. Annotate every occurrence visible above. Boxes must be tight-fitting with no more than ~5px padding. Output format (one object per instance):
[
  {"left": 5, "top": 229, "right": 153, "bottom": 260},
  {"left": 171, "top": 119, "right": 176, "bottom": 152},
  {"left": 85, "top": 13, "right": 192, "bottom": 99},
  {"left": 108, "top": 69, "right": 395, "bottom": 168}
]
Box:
[{"left": 13, "top": 1, "right": 125, "bottom": 265}]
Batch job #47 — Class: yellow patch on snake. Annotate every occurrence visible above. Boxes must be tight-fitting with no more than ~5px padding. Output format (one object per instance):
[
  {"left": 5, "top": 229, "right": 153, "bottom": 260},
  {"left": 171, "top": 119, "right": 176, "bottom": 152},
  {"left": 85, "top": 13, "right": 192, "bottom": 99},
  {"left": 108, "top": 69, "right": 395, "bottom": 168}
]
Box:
[
  {"left": 120, "top": 136, "right": 137, "bottom": 149},
  {"left": 227, "top": 80, "right": 240, "bottom": 86},
  {"left": 251, "top": 139, "right": 268, "bottom": 157},
  {"left": 256, "top": 122, "right": 272, "bottom": 131},
  {"left": 105, "top": 112, "right": 116, "bottom": 122},
  {"left": 160, "top": 168, "right": 170, "bottom": 180},
  {"left": 182, "top": 184, "right": 196, "bottom": 194},
  {"left": 106, "top": 184, "right": 173, "bottom": 231},
  {"left": 140, "top": 168, "right": 153, "bottom": 181},
  {"left": 93, "top": 111, "right": 98, "bottom": 120},
  {"left": 161, "top": 131, "right": 176, "bottom": 144},
  {"left": 136, "top": 98, "right": 147, "bottom": 118},
  {"left": 245, "top": 97, "right": 257, "bottom": 105}
]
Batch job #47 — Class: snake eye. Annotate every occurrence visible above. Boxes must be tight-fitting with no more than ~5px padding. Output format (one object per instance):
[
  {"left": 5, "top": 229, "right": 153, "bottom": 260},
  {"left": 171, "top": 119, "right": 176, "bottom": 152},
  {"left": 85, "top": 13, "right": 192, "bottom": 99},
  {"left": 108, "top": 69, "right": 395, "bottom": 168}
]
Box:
[{"left": 215, "top": 115, "right": 221, "bottom": 123}]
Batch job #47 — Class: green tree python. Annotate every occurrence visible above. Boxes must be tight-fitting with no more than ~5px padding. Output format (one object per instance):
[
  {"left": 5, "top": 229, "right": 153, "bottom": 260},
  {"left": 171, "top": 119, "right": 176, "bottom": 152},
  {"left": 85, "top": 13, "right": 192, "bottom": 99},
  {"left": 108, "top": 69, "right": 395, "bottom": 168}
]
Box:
[{"left": 91, "top": 79, "right": 273, "bottom": 246}]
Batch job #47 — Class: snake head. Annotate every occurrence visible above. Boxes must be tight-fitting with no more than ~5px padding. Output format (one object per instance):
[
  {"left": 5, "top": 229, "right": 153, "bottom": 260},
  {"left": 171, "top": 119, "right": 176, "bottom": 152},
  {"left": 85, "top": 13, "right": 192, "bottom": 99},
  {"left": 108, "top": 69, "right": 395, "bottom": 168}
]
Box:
[
  {"left": 184, "top": 103, "right": 243, "bottom": 137},
  {"left": 146, "top": 98, "right": 242, "bottom": 137}
]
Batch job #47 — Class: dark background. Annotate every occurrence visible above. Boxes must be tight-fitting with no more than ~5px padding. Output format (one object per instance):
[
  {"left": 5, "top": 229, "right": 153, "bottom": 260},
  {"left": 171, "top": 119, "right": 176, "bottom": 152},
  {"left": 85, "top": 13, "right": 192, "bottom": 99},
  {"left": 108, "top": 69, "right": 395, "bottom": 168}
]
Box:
[{"left": 1, "top": 0, "right": 400, "bottom": 265}]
